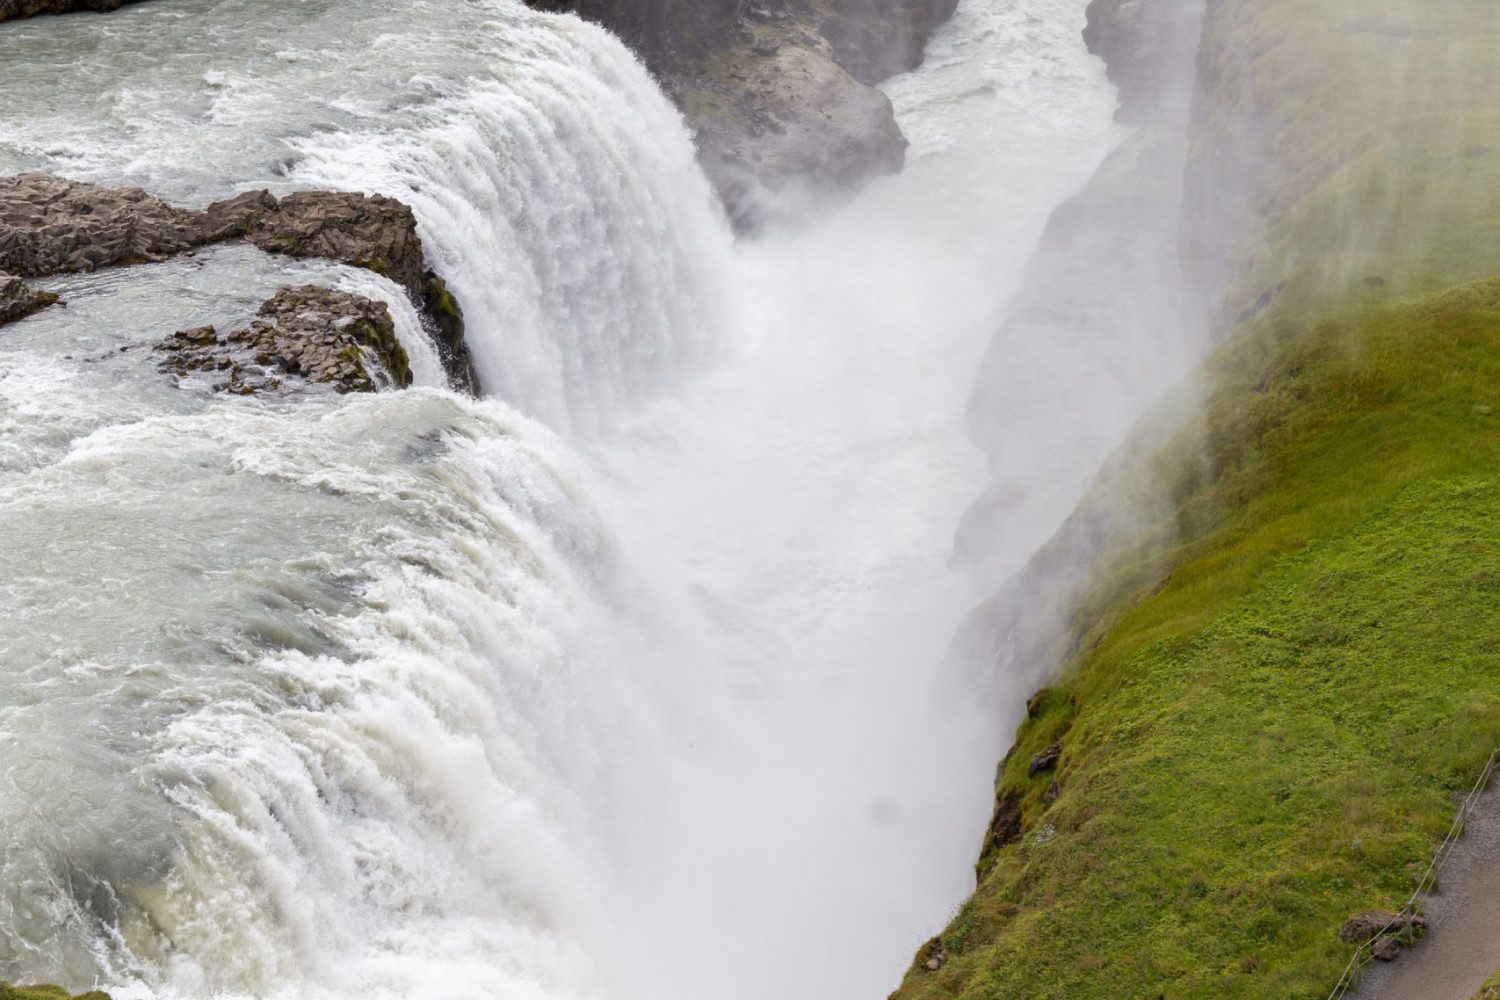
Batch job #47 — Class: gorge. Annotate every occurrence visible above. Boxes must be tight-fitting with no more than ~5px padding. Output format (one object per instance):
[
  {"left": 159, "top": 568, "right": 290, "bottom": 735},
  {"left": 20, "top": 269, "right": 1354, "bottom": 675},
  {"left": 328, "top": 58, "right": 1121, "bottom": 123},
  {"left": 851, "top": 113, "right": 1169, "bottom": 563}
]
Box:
[{"left": 2, "top": 1, "right": 1499, "bottom": 999}]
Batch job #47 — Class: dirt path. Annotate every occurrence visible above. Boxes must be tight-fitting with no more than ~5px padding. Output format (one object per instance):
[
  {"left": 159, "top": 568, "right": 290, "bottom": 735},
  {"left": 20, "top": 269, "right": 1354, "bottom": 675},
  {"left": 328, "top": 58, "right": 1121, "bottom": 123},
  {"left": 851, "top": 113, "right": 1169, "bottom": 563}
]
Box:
[{"left": 1353, "top": 779, "right": 1500, "bottom": 1000}]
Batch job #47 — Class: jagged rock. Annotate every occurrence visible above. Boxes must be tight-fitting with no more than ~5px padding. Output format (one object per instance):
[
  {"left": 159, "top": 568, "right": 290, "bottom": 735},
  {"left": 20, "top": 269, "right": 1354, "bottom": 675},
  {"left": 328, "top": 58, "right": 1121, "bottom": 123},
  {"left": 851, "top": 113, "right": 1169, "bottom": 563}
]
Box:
[
  {"left": 0, "top": 173, "right": 205, "bottom": 277},
  {"left": 690, "top": 42, "right": 906, "bottom": 230},
  {"left": 0, "top": 0, "right": 146, "bottom": 20},
  {"left": 205, "top": 189, "right": 427, "bottom": 303},
  {"left": 0, "top": 174, "right": 476, "bottom": 392},
  {"left": 1028, "top": 743, "right": 1062, "bottom": 778},
  {"left": 531, "top": 0, "right": 955, "bottom": 229},
  {"left": 1337, "top": 910, "right": 1427, "bottom": 944},
  {"left": 0, "top": 272, "right": 60, "bottom": 326},
  {"left": 157, "top": 285, "right": 410, "bottom": 396}
]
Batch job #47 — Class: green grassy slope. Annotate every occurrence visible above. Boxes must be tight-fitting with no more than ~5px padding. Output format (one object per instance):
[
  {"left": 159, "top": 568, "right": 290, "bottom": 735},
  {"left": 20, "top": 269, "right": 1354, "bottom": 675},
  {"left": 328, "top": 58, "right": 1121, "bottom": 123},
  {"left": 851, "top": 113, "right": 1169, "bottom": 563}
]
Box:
[
  {"left": 893, "top": 2, "right": 1500, "bottom": 998},
  {"left": 0, "top": 985, "right": 109, "bottom": 1000}
]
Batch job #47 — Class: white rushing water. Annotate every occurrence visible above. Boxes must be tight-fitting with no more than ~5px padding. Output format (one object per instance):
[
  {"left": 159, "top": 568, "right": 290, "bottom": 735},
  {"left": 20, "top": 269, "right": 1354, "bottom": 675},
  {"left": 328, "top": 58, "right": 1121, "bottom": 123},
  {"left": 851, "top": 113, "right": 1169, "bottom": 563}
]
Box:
[{"left": 0, "top": 1, "right": 1128, "bottom": 999}]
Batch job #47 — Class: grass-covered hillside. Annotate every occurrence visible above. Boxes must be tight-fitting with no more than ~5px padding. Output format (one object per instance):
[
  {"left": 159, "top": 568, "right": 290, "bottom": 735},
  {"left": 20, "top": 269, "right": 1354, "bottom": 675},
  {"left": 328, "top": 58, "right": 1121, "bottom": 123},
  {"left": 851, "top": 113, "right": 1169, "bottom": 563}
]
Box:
[
  {"left": 0, "top": 985, "right": 108, "bottom": 1000},
  {"left": 893, "top": 1, "right": 1500, "bottom": 998}
]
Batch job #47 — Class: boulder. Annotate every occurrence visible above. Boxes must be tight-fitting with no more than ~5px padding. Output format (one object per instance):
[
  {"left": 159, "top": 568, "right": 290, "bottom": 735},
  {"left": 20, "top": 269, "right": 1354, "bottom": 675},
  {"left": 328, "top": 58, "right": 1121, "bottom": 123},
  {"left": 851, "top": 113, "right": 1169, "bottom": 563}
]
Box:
[{"left": 205, "top": 190, "right": 427, "bottom": 303}]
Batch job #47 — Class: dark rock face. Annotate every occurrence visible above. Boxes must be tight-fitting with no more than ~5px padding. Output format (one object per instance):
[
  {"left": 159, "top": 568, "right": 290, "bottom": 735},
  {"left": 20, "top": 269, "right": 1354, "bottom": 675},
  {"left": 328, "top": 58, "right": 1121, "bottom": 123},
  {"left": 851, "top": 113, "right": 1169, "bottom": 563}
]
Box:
[
  {"left": 0, "top": 173, "right": 477, "bottom": 391},
  {"left": 690, "top": 42, "right": 907, "bottom": 230},
  {"left": 157, "top": 285, "right": 411, "bottom": 396},
  {"left": 530, "top": 0, "right": 956, "bottom": 229},
  {"left": 0, "top": 0, "right": 146, "bottom": 20},
  {"left": 0, "top": 273, "right": 59, "bottom": 326},
  {"left": 817, "top": 0, "right": 960, "bottom": 86},
  {"left": 1082, "top": 0, "right": 1204, "bottom": 124}
]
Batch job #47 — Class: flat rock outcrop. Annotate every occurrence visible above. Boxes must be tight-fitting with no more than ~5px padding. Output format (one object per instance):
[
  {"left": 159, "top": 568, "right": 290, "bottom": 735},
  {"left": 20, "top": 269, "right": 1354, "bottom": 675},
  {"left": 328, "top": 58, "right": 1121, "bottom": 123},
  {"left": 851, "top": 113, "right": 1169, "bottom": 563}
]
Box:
[
  {"left": 156, "top": 285, "right": 411, "bottom": 396},
  {"left": 0, "top": 173, "right": 476, "bottom": 391},
  {"left": 0, "top": 173, "right": 204, "bottom": 277}
]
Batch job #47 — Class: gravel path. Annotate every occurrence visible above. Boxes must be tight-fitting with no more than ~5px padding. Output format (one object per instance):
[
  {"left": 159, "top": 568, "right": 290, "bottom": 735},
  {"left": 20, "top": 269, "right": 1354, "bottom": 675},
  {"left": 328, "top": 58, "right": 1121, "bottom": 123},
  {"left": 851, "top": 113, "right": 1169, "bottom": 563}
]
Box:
[{"left": 1352, "top": 777, "right": 1500, "bottom": 1000}]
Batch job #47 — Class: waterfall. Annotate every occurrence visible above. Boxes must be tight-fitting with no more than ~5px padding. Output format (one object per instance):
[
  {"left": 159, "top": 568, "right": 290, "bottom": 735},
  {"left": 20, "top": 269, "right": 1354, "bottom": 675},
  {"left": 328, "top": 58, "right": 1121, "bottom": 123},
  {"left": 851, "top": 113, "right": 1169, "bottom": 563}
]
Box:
[{"left": 0, "top": 1, "right": 1165, "bottom": 999}]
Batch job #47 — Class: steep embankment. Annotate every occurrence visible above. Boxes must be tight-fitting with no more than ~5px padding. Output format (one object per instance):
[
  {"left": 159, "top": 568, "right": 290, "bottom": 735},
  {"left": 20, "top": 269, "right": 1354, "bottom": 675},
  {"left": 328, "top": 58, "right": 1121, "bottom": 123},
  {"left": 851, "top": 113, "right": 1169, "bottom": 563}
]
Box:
[{"left": 895, "top": 1, "right": 1500, "bottom": 997}]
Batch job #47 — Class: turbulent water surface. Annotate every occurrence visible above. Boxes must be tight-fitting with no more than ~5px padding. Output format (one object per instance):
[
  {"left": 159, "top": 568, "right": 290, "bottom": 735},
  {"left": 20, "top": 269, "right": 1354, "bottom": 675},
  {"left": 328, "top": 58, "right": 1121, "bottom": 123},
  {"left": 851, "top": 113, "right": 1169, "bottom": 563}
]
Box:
[{"left": 0, "top": 1, "right": 1129, "bottom": 998}]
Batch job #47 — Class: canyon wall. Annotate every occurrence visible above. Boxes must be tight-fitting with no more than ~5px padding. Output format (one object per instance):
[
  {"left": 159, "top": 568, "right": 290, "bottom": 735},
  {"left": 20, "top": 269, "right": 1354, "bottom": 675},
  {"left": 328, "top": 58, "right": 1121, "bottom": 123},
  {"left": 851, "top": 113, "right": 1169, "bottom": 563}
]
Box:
[{"left": 895, "top": 1, "right": 1500, "bottom": 997}]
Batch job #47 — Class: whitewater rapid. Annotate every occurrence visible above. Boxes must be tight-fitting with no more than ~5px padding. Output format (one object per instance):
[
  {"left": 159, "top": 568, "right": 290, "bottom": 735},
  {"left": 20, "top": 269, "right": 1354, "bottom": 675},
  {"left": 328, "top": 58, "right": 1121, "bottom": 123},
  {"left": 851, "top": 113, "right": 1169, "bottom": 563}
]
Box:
[{"left": 0, "top": 1, "right": 1125, "bottom": 999}]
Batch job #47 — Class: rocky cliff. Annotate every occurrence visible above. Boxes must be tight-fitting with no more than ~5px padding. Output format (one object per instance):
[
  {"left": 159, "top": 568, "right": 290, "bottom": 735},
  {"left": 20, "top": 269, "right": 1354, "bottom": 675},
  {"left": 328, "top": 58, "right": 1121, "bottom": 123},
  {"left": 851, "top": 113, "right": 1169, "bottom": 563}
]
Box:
[
  {"left": 894, "top": 1, "right": 1500, "bottom": 997},
  {"left": 536, "top": 0, "right": 960, "bottom": 228}
]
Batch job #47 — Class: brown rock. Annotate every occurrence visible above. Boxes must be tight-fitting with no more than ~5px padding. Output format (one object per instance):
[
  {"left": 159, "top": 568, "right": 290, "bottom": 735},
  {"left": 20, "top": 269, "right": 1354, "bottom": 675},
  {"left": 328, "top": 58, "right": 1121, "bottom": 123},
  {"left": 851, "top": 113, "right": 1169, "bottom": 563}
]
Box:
[
  {"left": 157, "top": 285, "right": 411, "bottom": 396},
  {"left": 0, "top": 272, "right": 60, "bottom": 326},
  {"left": 0, "top": 174, "right": 475, "bottom": 392},
  {"left": 0, "top": 173, "right": 203, "bottom": 277}
]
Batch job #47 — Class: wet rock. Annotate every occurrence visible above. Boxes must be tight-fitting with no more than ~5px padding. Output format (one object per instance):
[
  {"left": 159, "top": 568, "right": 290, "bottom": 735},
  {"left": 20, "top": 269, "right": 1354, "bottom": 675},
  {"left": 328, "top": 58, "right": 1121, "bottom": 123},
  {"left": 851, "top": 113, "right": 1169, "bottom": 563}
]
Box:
[
  {"left": 0, "top": 0, "right": 147, "bottom": 20},
  {"left": 0, "top": 272, "right": 60, "bottom": 326},
  {"left": 157, "top": 285, "right": 411, "bottom": 396},
  {"left": 534, "top": 0, "right": 955, "bottom": 230},
  {"left": 0, "top": 174, "right": 476, "bottom": 392},
  {"left": 422, "top": 272, "right": 479, "bottom": 395},
  {"left": 0, "top": 173, "right": 204, "bottom": 277},
  {"left": 1026, "top": 687, "right": 1053, "bottom": 718},
  {"left": 205, "top": 189, "right": 428, "bottom": 303},
  {"left": 1028, "top": 743, "right": 1062, "bottom": 779}
]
